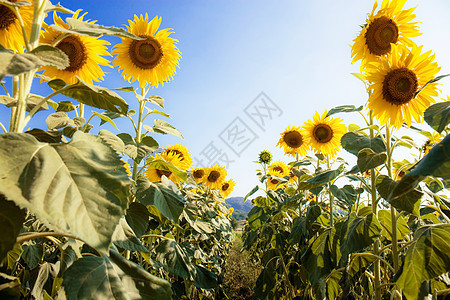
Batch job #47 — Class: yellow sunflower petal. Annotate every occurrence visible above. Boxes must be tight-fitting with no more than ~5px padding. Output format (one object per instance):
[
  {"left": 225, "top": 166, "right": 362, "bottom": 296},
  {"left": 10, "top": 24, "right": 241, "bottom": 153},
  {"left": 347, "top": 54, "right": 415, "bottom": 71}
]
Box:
[{"left": 0, "top": 2, "right": 33, "bottom": 52}]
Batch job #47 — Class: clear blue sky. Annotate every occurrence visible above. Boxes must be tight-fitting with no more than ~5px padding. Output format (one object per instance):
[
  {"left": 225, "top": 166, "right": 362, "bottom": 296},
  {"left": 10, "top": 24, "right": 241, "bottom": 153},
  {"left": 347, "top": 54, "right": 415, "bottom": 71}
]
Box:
[{"left": 2, "top": 0, "right": 450, "bottom": 197}]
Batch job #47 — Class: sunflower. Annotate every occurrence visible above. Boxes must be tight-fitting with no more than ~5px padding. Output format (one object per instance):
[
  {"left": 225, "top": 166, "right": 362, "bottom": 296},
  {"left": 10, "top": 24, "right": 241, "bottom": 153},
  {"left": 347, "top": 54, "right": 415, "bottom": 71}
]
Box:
[
  {"left": 144, "top": 153, "right": 182, "bottom": 183},
  {"left": 303, "top": 111, "right": 346, "bottom": 157},
  {"left": 227, "top": 207, "right": 234, "bottom": 217},
  {"left": 351, "top": 0, "right": 420, "bottom": 67},
  {"left": 163, "top": 144, "right": 193, "bottom": 170},
  {"left": 268, "top": 160, "right": 289, "bottom": 177},
  {"left": 40, "top": 10, "right": 110, "bottom": 84},
  {"left": 191, "top": 168, "right": 206, "bottom": 184},
  {"left": 0, "top": 1, "right": 33, "bottom": 52},
  {"left": 266, "top": 172, "right": 286, "bottom": 191},
  {"left": 204, "top": 165, "right": 227, "bottom": 189},
  {"left": 276, "top": 125, "right": 310, "bottom": 157},
  {"left": 220, "top": 179, "right": 236, "bottom": 199},
  {"left": 422, "top": 131, "right": 444, "bottom": 155},
  {"left": 112, "top": 13, "right": 181, "bottom": 88},
  {"left": 121, "top": 159, "right": 132, "bottom": 177},
  {"left": 365, "top": 44, "right": 440, "bottom": 128}
]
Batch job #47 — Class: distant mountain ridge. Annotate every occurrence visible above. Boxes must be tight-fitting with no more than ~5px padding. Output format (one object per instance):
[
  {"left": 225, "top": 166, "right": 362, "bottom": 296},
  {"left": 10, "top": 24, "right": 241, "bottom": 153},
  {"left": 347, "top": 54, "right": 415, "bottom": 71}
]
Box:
[{"left": 225, "top": 197, "right": 253, "bottom": 214}]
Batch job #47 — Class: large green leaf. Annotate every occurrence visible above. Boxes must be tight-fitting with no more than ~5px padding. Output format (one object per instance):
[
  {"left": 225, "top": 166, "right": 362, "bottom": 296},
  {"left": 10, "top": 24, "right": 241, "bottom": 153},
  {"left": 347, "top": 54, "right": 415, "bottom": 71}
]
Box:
[
  {"left": 341, "top": 132, "right": 386, "bottom": 156},
  {"left": 330, "top": 185, "right": 362, "bottom": 209},
  {"left": 48, "top": 79, "right": 128, "bottom": 114},
  {"left": 301, "top": 165, "right": 344, "bottom": 190},
  {"left": 341, "top": 213, "right": 381, "bottom": 254},
  {"left": 0, "top": 132, "right": 129, "bottom": 252},
  {"left": 424, "top": 102, "right": 450, "bottom": 133},
  {"left": 136, "top": 137, "right": 159, "bottom": 164},
  {"left": 62, "top": 249, "right": 172, "bottom": 300},
  {"left": 396, "top": 224, "right": 450, "bottom": 300},
  {"left": 376, "top": 175, "right": 422, "bottom": 216},
  {"left": 193, "top": 265, "right": 218, "bottom": 289},
  {"left": 0, "top": 45, "right": 68, "bottom": 79},
  {"left": 22, "top": 242, "right": 44, "bottom": 269},
  {"left": 112, "top": 218, "right": 148, "bottom": 252},
  {"left": 155, "top": 240, "right": 194, "bottom": 279},
  {"left": 125, "top": 202, "right": 150, "bottom": 238},
  {"left": 135, "top": 177, "right": 185, "bottom": 224},
  {"left": 378, "top": 209, "right": 410, "bottom": 241},
  {"left": 0, "top": 195, "right": 25, "bottom": 262},
  {"left": 357, "top": 148, "right": 387, "bottom": 173}
]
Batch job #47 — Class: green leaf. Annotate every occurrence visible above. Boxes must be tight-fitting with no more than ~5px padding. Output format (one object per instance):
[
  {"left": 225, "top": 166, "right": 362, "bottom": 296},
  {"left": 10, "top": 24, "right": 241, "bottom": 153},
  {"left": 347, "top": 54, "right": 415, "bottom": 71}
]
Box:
[
  {"left": 145, "top": 119, "right": 183, "bottom": 139},
  {"left": 63, "top": 249, "right": 172, "bottom": 300},
  {"left": 136, "top": 136, "right": 159, "bottom": 164},
  {"left": 44, "top": 2, "right": 75, "bottom": 14},
  {"left": 424, "top": 102, "right": 450, "bottom": 133},
  {"left": 376, "top": 175, "right": 422, "bottom": 216},
  {"left": 0, "top": 0, "right": 31, "bottom": 7},
  {"left": 244, "top": 185, "right": 259, "bottom": 202},
  {"left": 330, "top": 184, "right": 361, "bottom": 209},
  {"left": 193, "top": 265, "right": 218, "bottom": 289},
  {"left": 0, "top": 195, "right": 25, "bottom": 262},
  {"left": 22, "top": 242, "right": 43, "bottom": 269},
  {"left": 25, "top": 128, "right": 62, "bottom": 143},
  {"left": 341, "top": 132, "right": 386, "bottom": 156},
  {"left": 145, "top": 95, "right": 165, "bottom": 108},
  {"left": 155, "top": 240, "right": 193, "bottom": 279},
  {"left": 46, "top": 111, "right": 74, "bottom": 130},
  {"left": 125, "top": 202, "right": 150, "bottom": 238},
  {"left": 5, "top": 243, "right": 22, "bottom": 270},
  {"left": 92, "top": 111, "right": 118, "bottom": 130},
  {"left": 112, "top": 218, "right": 148, "bottom": 252},
  {"left": 306, "top": 165, "right": 344, "bottom": 185},
  {"left": 0, "top": 45, "right": 68, "bottom": 79},
  {"left": 98, "top": 130, "right": 125, "bottom": 154},
  {"left": 341, "top": 213, "right": 381, "bottom": 254},
  {"left": 62, "top": 17, "right": 144, "bottom": 39},
  {"left": 48, "top": 79, "right": 128, "bottom": 114},
  {"left": 56, "top": 100, "right": 76, "bottom": 112},
  {"left": 396, "top": 224, "right": 450, "bottom": 300},
  {"left": 135, "top": 178, "right": 185, "bottom": 224},
  {"left": 146, "top": 158, "right": 186, "bottom": 181},
  {"left": 357, "top": 148, "right": 387, "bottom": 173},
  {"left": 326, "top": 105, "right": 363, "bottom": 117},
  {"left": 0, "top": 132, "right": 129, "bottom": 252},
  {"left": 378, "top": 209, "right": 410, "bottom": 241}
]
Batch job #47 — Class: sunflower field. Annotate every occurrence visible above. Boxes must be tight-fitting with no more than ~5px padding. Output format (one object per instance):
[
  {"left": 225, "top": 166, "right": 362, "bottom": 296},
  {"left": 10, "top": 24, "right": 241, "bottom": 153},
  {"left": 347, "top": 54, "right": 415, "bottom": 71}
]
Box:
[{"left": 0, "top": 0, "right": 450, "bottom": 300}]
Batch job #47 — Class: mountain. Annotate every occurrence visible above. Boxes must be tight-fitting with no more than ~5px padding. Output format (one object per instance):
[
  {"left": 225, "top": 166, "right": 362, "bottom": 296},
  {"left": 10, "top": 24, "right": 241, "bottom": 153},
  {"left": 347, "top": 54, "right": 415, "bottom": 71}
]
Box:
[{"left": 225, "top": 197, "right": 253, "bottom": 214}]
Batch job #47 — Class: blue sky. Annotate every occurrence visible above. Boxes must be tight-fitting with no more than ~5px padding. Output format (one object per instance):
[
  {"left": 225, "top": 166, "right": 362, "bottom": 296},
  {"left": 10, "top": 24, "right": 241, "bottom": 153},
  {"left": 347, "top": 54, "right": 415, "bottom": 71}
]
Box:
[{"left": 2, "top": 0, "right": 450, "bottom": 197}]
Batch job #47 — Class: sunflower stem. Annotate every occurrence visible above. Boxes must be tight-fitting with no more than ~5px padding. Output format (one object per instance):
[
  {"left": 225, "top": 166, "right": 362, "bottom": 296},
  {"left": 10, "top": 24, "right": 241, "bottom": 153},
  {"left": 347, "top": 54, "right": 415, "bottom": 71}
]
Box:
[
  {"left": 132, "top": 89, "right": 146, "bottom": 181},
  {"left": 326, "top": 155, "right": 334, "bottom": 227},
  {"left": 12, "top": 6, "right": 31, "bottom": 52},
  {"left": 369, "top": 112, "right": 382, "bottom": 300},
  {"left": 385, "top": 125, "right": 399, "bottom": 273}
]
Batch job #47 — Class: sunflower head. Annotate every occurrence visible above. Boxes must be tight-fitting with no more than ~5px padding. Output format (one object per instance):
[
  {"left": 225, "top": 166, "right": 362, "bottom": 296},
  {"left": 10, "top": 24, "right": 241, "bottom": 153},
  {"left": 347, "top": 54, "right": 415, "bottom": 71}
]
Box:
[
  {"left": 144, "top": 153, "right": 182, "bottom": 183},
  {"left": 365, "top": 44, "right": 440, "bottom": 128},
  {"left": 266, "top": 172, "right": 286, "bottom": 191},
  {"left": 40, "top": 10, "right": 110, "bottom": 84},
  {"left": 258, "top": 150, "right": 273, "bottom": 164},
  {"left": 204, "top": 165, "right": 227, "bottom": 189},
  {"left": 422, "top": 131, "right": 443, "bottom": 155},
  {"left": 0, "top": 1, "right": 33, "bottom": 52},
  {"left": 227, "top": 207, "right": 234, "bottom": 217},
  {"left": 351, "top": 0, "right": 421, "bottom": 67},
  {"left": 303, "top": 111, "right": 346, "bottom": 157},
  {"left": 276, "top": 125, "right": 309, "bottom": 157},
  {"left": 162, "top": 144, "right": 193, "bottom": 170},
  {"left": 268, "top": 160, "right": 289, "bottom": 177},
  {"left": 220, "top": 179, "right": 236, "bottom": 199},
  {"left": 191, "top": 167, "right": 206, "bottom": 184},
  {"left": 112, "top": 13, "right": 181, "bottom": 88}
]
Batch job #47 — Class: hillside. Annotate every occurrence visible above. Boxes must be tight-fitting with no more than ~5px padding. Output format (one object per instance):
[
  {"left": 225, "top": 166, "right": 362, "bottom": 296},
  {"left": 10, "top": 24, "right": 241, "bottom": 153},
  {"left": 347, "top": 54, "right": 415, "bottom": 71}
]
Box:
[{"left": 225, "top": 197, "right": 253, "bottom": 213}]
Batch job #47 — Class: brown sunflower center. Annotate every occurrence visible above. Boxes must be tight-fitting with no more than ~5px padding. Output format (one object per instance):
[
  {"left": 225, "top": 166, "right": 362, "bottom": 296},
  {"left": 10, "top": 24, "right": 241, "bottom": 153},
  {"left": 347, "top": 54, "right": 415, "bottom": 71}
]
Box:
[
  {"left": 270, "top": 178, "right": 279, "bottom": 185},
  {"left": 222, "top": 183, "right": 230, "bottom": 191},
  {"left": 283, "top": 131, "right": 303, "bottom": 148},
  {"left": 382, "top": 68, "right": 418, "bottom": 106},
  {"left": 129, "top": 35, "right": 163, "bottom": 69},
  {"left": 365, "top": 16, "right": 399, "bottom": 56},
  {"left": 0, "top": 4, "right": 17, "bottom": 30},
  {"left": 273, "top": 166, "right": 283, "bottom": 173},
  {"left": 193, "top": 169, "right": 204, "bottom": 179},
  {"left": 56, "top": 35, "right": 88, "bottom": 72},
  {"left": 313, "top": 124, "right": 333, "bottom": 143},
  {"left": 156, "top": 169, "right": 172, "bottom": 178},
  {"left": 168, "top": 149, "right": 184, "bottom": 161},
  {"left": 208, "top": 170, "right": 220, "bottom": 183}
]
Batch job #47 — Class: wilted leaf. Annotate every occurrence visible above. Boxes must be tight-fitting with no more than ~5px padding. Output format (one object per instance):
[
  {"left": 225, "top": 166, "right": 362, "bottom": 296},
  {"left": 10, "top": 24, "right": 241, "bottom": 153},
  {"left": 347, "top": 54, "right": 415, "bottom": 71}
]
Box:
[
  {"left": 48, "top": 79, "right": 128, "bottom": 114},
  {"left": 0, "top": 132, "right": 129, "bottom": 252}
]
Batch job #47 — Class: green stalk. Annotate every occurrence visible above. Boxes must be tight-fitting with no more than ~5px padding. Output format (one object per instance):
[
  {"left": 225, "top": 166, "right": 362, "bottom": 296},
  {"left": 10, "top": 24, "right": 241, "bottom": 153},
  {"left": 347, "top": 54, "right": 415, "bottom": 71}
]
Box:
[
  {"left": 326, "top": 155, "right": 334, "bottom": 227},
  {"left": 132, "top": 92, "right": 146, "bottom": 181},
  {"left": 385, "top": 125, "right": 399, "bottom": 272},
  {"left": 369, "top": 113, "right": 381, "bottom": 300}
]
